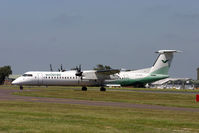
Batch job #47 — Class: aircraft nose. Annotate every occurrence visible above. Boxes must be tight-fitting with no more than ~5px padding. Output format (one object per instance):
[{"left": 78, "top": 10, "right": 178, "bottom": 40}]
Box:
[{"left": 12, "top": 79, "right": 21, "bottom": 85}]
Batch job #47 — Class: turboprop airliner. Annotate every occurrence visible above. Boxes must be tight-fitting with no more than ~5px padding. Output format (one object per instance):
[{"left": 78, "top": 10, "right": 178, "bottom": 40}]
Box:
[{"left": 12, "top": 50, "right": 181, "bottom": 91}]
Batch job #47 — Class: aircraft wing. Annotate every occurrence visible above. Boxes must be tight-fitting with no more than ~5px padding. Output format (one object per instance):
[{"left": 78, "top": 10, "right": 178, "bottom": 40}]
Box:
[
  {"left": 96, "top": 69, "right": 120, "bottom": 75},
  {"left": 82, "top": 69, "right": 120, "bottom": 80}
]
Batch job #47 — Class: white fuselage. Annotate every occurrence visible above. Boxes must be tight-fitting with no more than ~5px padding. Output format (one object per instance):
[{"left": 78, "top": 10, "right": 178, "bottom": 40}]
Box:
[
  {"left": 12, "top": 71, "right": 102, "bottom": 86},
  {"left": 12, "top": 70, "right": 152, "bottom": 87}
]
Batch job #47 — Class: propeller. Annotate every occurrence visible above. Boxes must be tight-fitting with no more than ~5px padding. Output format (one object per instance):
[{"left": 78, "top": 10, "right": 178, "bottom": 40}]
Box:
[
  {"left": 61, "top": 64, "right": 63, "bottom": 71},
  {"left": 58, "top": 64, "right": 66, "bottom": 72},
  {"left": 75, "top": 65, "right": 83, "bottom": 77},
  {"left": 50, "top": 64, "right": 53, "bottom": 71}
]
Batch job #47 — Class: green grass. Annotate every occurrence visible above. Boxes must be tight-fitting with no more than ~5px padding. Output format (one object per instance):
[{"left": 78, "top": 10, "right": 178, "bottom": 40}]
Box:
[
  {"left": 0, "top": 101, "right": 199, "bottom": 133},
  {"left": 2, "top": 85, "right": 199, "bottom": 92},
  {"left": 108, "top": 86, "right": 199, "bottom": 92},
  {"left": 13, "top": 86, "right": 199, "bottom": 108},
  {"left": 1, "top": 86, "right": 199, "bottom": 132}
]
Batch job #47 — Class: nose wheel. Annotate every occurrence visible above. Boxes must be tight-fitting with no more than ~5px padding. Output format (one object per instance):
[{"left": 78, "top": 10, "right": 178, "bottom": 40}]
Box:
[
  {"left": 20, "top": 86, "right": 23, "bottom": 90},
  {"left": 82, "top": 86, "right": 87, "bottom": 91}
]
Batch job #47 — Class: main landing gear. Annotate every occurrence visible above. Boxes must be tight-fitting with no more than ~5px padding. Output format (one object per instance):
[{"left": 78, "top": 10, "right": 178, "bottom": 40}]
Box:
[
  {"left": 82, "top": 86, "right": 87, "bottom": 91},
  {"left": 20, "top": 85, "right": 23, "bottom": 90},
  {"left": 100, "top": 87, "right": 106, "bottom": 91},
  {"left": 81, "top": 86, "right": 106, "bottom": 91}
]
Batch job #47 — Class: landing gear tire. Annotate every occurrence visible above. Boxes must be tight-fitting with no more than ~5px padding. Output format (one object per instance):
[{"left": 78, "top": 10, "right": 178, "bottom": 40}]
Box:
[
  {"left": 100, "top": 87, "right": 106, "bottom": 91},
  {"left": 82, "top": 86, "right": 87, "bottom": 91},
  {"left": 20, "top": 86, "right": 23, "bottom": 90}
]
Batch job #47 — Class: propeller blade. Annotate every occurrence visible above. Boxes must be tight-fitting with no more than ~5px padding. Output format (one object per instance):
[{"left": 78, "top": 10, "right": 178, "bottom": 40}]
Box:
[
  {"left": 61, "top": 64, "right": 63, "bottom": 71},
  {"left": 50, "top": 64, "right": 53, "bottom": 71},
  {"left": 79, "top": 65, "right": 81, "bottom": 72},
  {"left": 75, "top": 64, "right": 83, "bottom": 77}
]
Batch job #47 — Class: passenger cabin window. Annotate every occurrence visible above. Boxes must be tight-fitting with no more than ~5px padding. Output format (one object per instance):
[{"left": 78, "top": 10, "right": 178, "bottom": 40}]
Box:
[{"left": 22, "top": 74, "right": 33, "bottom": 77}]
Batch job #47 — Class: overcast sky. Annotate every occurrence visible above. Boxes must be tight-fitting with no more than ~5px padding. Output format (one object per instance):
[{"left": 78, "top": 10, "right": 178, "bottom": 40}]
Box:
[{"left": 0, "top": 0, "right": 199, "bottom": 79}]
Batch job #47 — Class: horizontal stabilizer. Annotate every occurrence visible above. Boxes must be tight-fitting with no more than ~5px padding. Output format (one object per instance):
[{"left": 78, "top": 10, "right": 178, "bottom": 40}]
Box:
[{"left": 155, "top": 50, "right": 182, "bottom": 54}]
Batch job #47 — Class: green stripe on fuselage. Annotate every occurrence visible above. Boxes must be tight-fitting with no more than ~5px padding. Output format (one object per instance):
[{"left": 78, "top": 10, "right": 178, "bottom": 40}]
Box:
[
  {"left": 150, "top": 66, "right": 169, "bottom": 75},
  {"left": 108, "top": 75, "right": 169, "bottom": 86}
]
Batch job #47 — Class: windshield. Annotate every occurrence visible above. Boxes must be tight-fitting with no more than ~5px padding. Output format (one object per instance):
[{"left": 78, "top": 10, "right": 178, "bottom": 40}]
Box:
[{"left": 22, "top": 74, "right": 33, "bottom": 77}]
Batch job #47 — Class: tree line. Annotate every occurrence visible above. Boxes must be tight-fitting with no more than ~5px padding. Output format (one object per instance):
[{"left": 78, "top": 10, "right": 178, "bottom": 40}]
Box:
[
  {"left": 0, "top": 66, "right": 12, "bottom": 85},
  {"left": 93, "top": 64, "right": 112, "bottom": 70}
]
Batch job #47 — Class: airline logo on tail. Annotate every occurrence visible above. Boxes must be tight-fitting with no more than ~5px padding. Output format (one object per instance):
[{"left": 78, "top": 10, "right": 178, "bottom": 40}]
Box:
[{"left": 162, "top": 59, "right": 169, "bottom": 64}]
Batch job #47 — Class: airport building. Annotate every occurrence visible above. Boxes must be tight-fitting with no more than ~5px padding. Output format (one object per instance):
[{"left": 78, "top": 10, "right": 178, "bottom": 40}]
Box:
[
  {"left": 194, "top": 80, "right": 199, "bottom": 89},
  {"left": 150, "top": 78, "right": 195, "bottom": 90},
  {"left": 197, "top": 68, "right": 199, "bottom": 80}
]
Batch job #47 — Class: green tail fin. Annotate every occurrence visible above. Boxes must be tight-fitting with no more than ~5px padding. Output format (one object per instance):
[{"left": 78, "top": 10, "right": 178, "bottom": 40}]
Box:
[{"left": 150, "top": 50, "right": 180, "bottom": 75}]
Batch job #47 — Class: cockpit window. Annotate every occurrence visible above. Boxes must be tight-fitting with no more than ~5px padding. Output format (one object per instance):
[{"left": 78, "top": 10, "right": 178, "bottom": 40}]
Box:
[{"left": 22, "top": 74, "right": 33, "bottom": 77}]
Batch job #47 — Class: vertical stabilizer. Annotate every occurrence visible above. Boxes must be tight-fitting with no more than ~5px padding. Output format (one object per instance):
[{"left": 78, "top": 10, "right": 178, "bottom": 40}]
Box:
[{"left": 150, "top": 50, "right": 181, "bottom": 75}]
